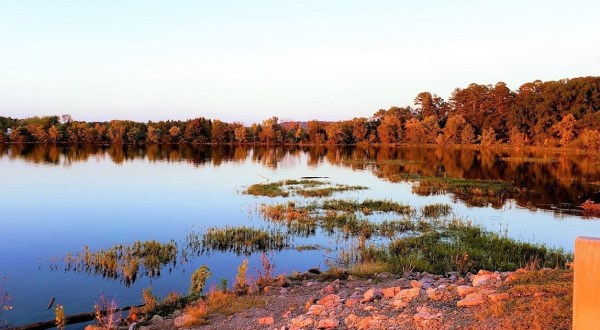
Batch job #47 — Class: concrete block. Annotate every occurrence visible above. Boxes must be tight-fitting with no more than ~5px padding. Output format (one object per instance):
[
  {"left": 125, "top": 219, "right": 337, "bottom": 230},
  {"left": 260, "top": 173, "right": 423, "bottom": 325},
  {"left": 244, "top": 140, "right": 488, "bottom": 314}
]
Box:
[{"left": 574, "top": 236, "right": 600, "bottom": 330}]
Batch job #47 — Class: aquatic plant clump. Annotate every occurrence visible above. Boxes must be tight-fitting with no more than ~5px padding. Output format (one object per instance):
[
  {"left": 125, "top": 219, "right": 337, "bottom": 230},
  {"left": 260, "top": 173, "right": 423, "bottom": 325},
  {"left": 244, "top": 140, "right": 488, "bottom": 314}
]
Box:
[
  {"left": 244, "top": 179, "right": 368, "bottom": 198},
  {"left": 351, "top": 218, "right": 571, "bottom": 275},
  {"left": 62, "top": 240, "right": 178, "bottom": 285},
  {"left": 201, "top": 226, "right": 290, "bottom": 255},
  {"left": 421, "top": 203, "right": 452, "bottom": 218},
  {"left": 321, "top": 199, "right": 413, "bottom": 215}
]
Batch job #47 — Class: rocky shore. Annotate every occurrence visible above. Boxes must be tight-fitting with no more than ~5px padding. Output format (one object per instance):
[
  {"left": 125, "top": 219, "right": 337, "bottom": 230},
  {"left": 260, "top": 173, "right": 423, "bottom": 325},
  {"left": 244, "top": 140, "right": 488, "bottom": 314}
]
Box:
[{"left": 118, "top": 267, "right": 571, "bottom": 330}]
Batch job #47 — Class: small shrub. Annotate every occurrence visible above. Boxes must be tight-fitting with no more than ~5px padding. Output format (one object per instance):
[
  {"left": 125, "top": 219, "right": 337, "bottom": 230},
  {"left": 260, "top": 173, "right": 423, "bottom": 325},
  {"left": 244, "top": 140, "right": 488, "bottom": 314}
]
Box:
[
  {"left": 234, "top": 259, "right": 249, "bottom": 295},
  {"left": 255, "top": 253, "right": 275, "bottom": 289},
  {"left": 94, "top": 292, "right": 121, "bottom": 330},
  {"left": 141, "top": 287, "right": 158, "bottom": 314},
  {"left": 220, "top": 278, "right": 228, "bottom": 292},
  {"left": 190, "top": 265, "right": 211, "bottom": 295}
]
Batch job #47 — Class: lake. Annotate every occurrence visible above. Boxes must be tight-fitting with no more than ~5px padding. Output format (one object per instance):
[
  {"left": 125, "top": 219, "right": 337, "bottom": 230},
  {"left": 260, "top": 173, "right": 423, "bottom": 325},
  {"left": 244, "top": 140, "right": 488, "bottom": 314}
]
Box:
[{"left": 1, "top": 144, "right": 599, "bottom": 328}]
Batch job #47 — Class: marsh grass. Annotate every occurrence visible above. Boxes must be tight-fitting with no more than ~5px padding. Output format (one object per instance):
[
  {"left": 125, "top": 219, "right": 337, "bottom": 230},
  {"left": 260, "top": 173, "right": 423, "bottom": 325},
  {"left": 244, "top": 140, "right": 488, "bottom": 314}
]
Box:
[
  {"left": 245, "top": 179, "right": 367, "bottom": 198},
  {"left": 322, "top": 199, "right": 413, "bottom": 215},
  {"left": 245, "top": 182, "right": 289, "bottom": 197},
  {"left": 297, "top": 184, "right": 367, "bottom": 197},
  {"left": 372, "top": 219, "right": 571, "bottom": 275},
  {"left": 421, "top": 203, "right": 452, "bottom": 218},
  {"left": 205, "top": 290, "right": 267, "bottom": 316},
  {"left": 202, "top": 226, "right": 289, "bottom": 255},
  {"left": 63, "top": 240, "right": 178, "bottom": 285},
  {"left": 348, "top": 261, "right": 392, "bottom": 278}
]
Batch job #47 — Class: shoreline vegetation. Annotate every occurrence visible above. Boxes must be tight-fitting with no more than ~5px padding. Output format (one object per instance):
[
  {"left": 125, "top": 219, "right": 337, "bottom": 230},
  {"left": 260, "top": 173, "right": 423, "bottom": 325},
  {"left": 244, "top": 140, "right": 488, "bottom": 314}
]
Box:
[
  {"left": 21, "top": 179, "right": 573, "bottom": 329},
  {"left": 1, "top": 76, "right": 599, "bottom": 151}
]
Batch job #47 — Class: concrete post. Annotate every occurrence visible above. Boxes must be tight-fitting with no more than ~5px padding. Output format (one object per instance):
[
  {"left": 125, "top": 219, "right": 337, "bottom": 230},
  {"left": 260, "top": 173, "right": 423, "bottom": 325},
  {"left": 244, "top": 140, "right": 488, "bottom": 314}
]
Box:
[{"left": 573, "top": 236, "right": 600, "bottom": 330}]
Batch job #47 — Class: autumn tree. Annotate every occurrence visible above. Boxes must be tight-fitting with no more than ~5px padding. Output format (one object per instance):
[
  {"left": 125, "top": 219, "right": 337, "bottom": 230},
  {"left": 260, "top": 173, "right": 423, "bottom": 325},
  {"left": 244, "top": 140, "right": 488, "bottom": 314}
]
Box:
[{"left": 232, "top": 122, "right": 247, "bottom": 144}]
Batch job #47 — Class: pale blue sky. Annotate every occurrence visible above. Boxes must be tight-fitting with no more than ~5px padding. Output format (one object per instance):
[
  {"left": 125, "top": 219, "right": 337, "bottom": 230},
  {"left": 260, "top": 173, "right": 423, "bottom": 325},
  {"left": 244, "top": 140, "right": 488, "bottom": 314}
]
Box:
[{"left": 1, "top": 0, "right": 598, "bottom": 124}]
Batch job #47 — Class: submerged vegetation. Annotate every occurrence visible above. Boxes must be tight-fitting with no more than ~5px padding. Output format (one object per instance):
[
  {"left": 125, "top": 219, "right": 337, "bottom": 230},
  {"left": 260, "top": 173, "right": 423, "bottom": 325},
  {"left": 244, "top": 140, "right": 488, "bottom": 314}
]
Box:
[
  {"left": 62, "top": 240, "right": 178, "bottom": 285},
  {"left": 201, "top": 226, "right": 289, "bottom": 256},
  {"left": 245, "top": 179, "right": 367, "bottom": 198},
  {"left": 421, "top": 203, "right": 452, "bottom": 218},
  {"left": 321, "top": 199, "right": 413, "bottom": 215}
]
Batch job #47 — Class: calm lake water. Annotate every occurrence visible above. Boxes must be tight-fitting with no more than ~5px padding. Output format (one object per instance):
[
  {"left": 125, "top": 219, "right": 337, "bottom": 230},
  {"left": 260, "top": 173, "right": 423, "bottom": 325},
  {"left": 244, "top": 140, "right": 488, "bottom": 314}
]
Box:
[{"left": 1, "top": 144, "right": 599, "bottom": 328}]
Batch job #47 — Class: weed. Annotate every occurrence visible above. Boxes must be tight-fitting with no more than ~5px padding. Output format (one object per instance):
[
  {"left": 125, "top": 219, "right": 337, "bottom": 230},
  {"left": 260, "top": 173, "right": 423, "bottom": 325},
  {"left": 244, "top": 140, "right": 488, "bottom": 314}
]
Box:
[
  {"left": 205, "top": 290, "right": 267, "bottom": 316},
  {"left": 479, "top": 269, "right": 572, "bottom": 330},
  {"left": 421, "top": 203, "right": 452, "bottom": 218},
  {"left": 190, "top": 265, "right": 211, "bottom": 295},
  {"left": 255, "top": 253, "right": 275, "bottom": 289},
  {"left": 141, "top": 287, "right": 158, "bottom": 314},
  {"left": 219, "top": 278, "right": 228, "bottom": 292},
  {"left": 181, "top": 304, "right": 209, "bottom": 327},
  {"left": 349, "top": 261, "right": 392, "bottom": 278},
  {"left": 322, "top": 199, "right": 412, "bottom": 214},
  {"left": 62, "top": 240, "right": 178, "bottom": 285},
  {"left": 202, "top": 226, "right": 289, "bottom": 255},
  {"left": 245, "top": 182, "right": 289, "bottom": 197},
  {"left": 234, "top": 259, "right": 249, "bottom": 295},
  {"left": 94, "top": 292, "right": 122, "bottom": 330}
]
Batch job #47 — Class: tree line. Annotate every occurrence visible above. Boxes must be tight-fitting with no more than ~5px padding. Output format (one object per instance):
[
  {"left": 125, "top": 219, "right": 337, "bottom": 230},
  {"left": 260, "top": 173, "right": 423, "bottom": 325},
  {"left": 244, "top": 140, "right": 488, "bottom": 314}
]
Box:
[{"left": 1, "top": 76, "right": 599, "bottom": 149}]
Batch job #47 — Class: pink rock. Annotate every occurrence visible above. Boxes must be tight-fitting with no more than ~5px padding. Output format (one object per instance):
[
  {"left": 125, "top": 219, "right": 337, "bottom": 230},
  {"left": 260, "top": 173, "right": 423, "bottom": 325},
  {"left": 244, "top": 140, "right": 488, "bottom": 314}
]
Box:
[
  {"left": 394, "top": 287, "right": 421, "bottom": 302},
  {"left": 258, "top": 317, "right": 274, "bottom": 325},
  {"left": 320, "top": 283, "right": 338, "bottom": 294},
  {"left": 290, "top": 315, "right": 314, "bottom": 327},
  {"left": 457, "top": 293, "right": 485, "bottom": 307},
  {"left": 426, "top": 287, "right": 442, "bottom": 301},
  {"left": 361, "top": 288, "right": 383, "bottom": 302},
  {"left": 316, "top": 318, "right": 339, "bottom": 329},
  {"left": 317, "top": 294, "right": 342, "bottom": 307},
  {"left": 382, "top": 286, "right": 401, "bottom": 298},
  {"left": 392, "top": 299, "right": 409, "bottom": 309},
  {"left": 477, "top": 269, "right": 493, "bottom": 275},
  {"left": 410, "top": 280, "right": 423, "bottom": 288},
  {"left": 307, "top": 304, "right": 325, "bottom": 316},
  {"left": 472, "top": 273, "right": 501, "bottom": 287},
  {"left": 456, "top": 285, "right": 476, "bottom": 297},
  {"left": 344, "top": 314, "right": 358, "bottom": 326}
]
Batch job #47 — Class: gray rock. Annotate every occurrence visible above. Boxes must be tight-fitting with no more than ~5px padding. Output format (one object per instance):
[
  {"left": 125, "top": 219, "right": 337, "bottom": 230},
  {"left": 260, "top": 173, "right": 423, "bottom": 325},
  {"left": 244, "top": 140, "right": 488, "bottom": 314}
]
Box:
[{"left": 150, "top": 315, "right": 164, "bottom": 324}]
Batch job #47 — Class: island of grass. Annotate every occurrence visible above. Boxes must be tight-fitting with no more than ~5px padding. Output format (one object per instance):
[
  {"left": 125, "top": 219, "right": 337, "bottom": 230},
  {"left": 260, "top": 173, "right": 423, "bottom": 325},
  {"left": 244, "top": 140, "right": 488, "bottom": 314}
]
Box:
[{"left": 244, "top": 179, "right": 367, "bottom": 198}]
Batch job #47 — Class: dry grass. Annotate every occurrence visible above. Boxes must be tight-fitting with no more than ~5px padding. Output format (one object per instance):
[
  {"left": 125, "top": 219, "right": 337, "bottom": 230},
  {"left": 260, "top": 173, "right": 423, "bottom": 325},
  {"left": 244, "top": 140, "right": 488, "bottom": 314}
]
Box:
[
  {"left": 205, "top": 290, "right": 267, "bottom": 316},
  {"left": 478, "top": 269, "right": 572, "bottom": 330},
  {"left": 348, "top": 261, "right": 392, "bottom": 278},
  {"left": 181, "top": 304, "right": 209, "bottom": 327}
]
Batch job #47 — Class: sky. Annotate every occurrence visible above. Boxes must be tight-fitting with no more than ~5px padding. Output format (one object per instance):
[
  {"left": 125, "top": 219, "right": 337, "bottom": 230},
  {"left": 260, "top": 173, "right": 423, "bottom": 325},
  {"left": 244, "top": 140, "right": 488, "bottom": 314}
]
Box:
[{"left": 0, "top": 0, "right": 599, "bottom": 124}]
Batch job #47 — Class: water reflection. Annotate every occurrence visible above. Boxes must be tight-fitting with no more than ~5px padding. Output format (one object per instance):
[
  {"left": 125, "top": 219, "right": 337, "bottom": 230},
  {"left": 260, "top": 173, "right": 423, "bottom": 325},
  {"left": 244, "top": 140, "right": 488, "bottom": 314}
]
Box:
[{"left": 2, "top": 144, "right": 599, "bottom": 215}]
